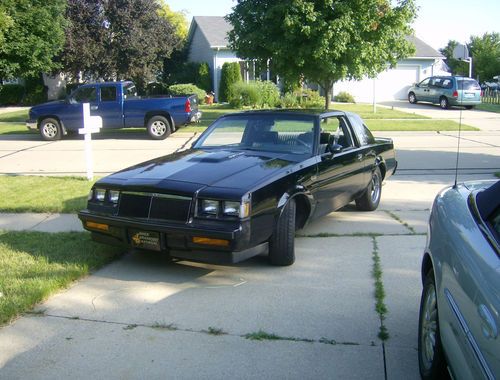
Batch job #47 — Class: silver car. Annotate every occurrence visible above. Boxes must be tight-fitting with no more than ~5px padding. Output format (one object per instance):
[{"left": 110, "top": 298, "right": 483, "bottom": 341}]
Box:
[{"left": 419, "top": 180, "right": 499, "bottom": 379}]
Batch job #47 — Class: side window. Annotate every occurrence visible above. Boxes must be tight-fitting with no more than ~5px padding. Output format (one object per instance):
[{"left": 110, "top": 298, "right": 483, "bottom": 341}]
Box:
[
  {"left": 349, "top": 114, "right": 375, "bottom": 146},
  {"left": 71, "top": 87, "right": 97, "bottom": 103},
  {"left": 431, "top": 78, "right": 443, "bottom": 88},
  {"left": 100, "top": 86, "right": 117, "bottom": 102},
  {"left": 442, "top": 79, "right": 452, "bottom": 89},
  {"left": 320, "top": 116, "right": 354, "bottom": 150},
  {"left": 419, "top": 78, "right": 430, "bottom": 88}
]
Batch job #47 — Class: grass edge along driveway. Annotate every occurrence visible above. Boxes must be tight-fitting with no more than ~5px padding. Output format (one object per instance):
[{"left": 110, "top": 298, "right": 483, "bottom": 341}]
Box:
[{"left": 0, "top": 230, "right": 122, "bottom": 326}]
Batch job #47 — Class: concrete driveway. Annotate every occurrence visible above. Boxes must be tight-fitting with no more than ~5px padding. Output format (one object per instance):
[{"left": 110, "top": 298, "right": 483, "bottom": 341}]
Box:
[{"left": 0, "top": 117, "right": 499, "bottom": 379}]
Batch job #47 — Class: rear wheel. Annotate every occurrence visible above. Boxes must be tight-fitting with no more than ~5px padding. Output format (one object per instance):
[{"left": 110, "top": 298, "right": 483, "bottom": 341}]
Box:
[
  {"left": 356, "top": 167, "right": 382, "bottom": 211},
  {"left": 408, "top": 92, "right": 417, "bottom": 104},
  {"left": 269, "top": 198, "right": 296, "bottom": 266},
  {"left": 439, "top": 97, "right": 449, "bottom": 109},
  {"left": 465, "top": 105, "right": 474, "bottom": 110},
  {"left": 418, "top": 270, "right": 448, "bottom": 380},
  {"left": 147, "top": 116, "right": 171, "bottom": 140},
  {"left": 40, "top": 118, "right": 62, "bottom": 141}
]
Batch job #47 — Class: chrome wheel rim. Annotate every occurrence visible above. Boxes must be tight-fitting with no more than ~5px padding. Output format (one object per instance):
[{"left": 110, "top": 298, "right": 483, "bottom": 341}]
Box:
[
  {"left": 421, "top": 285, "right": 438, "bottom": 370},
  {"left": 409, "top": 94, "right": 415, "bottom": 103},
  {"left": 440, "top": 99, "right": 447, "bottom": 108},
  {"left": 370, "top": 172, "right": 381, "bottom": 203},
  {"left": 150, "top": 121, "right": 167, "bottom": 137},
  {"left": 42, "top": 122, "right": 58, "bottom": 138}
]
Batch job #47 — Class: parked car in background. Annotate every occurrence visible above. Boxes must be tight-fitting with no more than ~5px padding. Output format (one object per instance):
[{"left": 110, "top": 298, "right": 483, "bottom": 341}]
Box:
[
  {"left": 26, "top": 81, "right": 201, "bottom": 141},
  {"left": 408, "top": 76, "right": 482, "bottom": 109},
  {"left": 418, "top": 180, "right": 500, "bottom": 379},
  {"left": 79, "top": 110, "right": 397, "bottom": 266}
]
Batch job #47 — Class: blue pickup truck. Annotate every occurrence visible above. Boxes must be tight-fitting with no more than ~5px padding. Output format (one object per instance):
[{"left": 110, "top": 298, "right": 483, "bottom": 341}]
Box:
[{"left": 26, "top": 81, "right": 201, "bottom": 140}]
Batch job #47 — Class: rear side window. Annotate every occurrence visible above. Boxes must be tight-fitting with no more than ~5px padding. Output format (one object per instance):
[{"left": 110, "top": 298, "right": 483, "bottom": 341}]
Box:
[
  {"left": 100, "top": 86, "right": 117, "bottom": 102},
  {"left": 72, "top": 87, "right": 97, "bottom": 103},
  {"left": 348, "top": 113, "right": 375, "bottom": 146}
]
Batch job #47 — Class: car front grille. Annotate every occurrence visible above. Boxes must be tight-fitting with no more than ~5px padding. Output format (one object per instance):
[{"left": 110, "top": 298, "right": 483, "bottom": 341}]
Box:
[{"left": 118, "top": 192, "right": 192, "bottom": 223}]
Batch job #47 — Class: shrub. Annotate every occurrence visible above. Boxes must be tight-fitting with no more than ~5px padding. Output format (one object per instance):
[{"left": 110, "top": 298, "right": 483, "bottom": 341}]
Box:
[
  {"left": 334, "top": 91, "right": 356, "bottom": 103},
  {"left": 229, "top": 82, "right": 261, "bottom": 108},
  {"left": 0, "top": 84, "right": 25, "bottom": 105},
  {"left": 279, "top": 89, "right": 325, "bottom": 109},
  {"left": 219, "top": 62, "right": 242, "bottom": 102},
  {"left": 256, "top": 80, "right": 280, "bottom": 108},
  {"left": 196, "top": 62, "right": 212, "bottom": 92},
  {"left": 168, "top": 83, "right": 206, "bottom": 101},
  {"left": 23, "top": 75, "right": 47, "bottom": 105}
]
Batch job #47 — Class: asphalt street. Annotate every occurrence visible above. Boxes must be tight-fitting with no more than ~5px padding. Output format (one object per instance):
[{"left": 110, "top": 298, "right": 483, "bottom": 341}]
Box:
[{"left": 0, "top": 104, "right": 499, "bottom": 379}]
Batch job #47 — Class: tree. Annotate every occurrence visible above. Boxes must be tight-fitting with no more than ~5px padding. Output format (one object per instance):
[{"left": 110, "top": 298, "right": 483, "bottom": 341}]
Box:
[
  {"left": 227, "top": 0, "right": 417, "bottom": 109},
  {"left": 157, "top": 2, "right": 188, "bottom": 40},
  {"left": 219, "top": 62, "right": 242, "bottom": 102},
  {"left": 439, "top": 40, "right": 469, "bottom": 77},
  {"left": 0, "top": 0, "right": 66, "bottom": 80},
  {"left": 469, "top": 33, "right": 500, "bottom": 82},
  {"left": 60, "top": 0, "right": 181, "bottom": 90}
]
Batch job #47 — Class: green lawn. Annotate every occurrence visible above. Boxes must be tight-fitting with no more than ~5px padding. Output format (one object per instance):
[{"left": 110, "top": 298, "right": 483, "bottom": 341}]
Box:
[
  {"left": 0, "top": 109, "right": 28, "bottom": 122},
  {"left": 476, "top": 103, "right": 500, "bottom": 113},
  {"left": 0, "top": 175, "right": 93, "bottom": 213},
  {"left": 365, "top": 119, "right": 478, "bottom": 131},
  {"left": 0, "top": 231, "right": 121, "bottom": 325}
]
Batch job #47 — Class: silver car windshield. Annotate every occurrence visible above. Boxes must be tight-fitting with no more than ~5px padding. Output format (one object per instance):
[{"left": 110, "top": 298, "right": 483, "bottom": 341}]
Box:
[{"left": 194, "top": 114, "right": 316, "bottom": 155}]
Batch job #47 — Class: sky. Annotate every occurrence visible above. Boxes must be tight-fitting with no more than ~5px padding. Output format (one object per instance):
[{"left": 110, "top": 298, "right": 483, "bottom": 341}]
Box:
[{"left": 165, "top": 0, "right": 500, "bottom": 51}]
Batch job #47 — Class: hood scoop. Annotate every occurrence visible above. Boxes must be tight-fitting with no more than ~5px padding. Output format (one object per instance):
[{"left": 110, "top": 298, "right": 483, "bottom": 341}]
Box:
[{"left": 188, "top": 151, "right": 245, "bottom": 163}]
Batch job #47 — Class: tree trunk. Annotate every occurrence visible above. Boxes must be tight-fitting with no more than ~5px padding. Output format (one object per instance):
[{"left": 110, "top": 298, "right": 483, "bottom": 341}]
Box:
[{"left": 321, "top": 81, "right": 333, "bottom": 110}]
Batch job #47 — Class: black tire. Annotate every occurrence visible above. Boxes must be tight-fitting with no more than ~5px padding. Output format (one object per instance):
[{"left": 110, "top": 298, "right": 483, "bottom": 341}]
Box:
[
  {"left": 418, "top": 270, "right": 448, "bottom": 380},
  {"left": 355, "top": 167, "right": 382, "bottom": 211},
  {"left": 439, "top": 97, "right": 449, "bottom": 109},
  {"left": 408, "top": 92, "right": 417, "bottom": 104},
  {"left": 465, "top": 105, "right": 474, "bottom": 110},
  {"left": 269, "top": 198, "right": 296, "bottom": 266},
  {"left": 147, "top": 115, "right": 171, "bottom": 140},
  {"left": 39, "top": 118, "right": 62, "bottom": 141}
]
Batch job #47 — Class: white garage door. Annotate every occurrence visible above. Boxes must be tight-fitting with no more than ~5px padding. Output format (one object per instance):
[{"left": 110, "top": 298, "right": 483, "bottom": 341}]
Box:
[{"left": 332, "top": 65, "right": 420, "bottom": 103}]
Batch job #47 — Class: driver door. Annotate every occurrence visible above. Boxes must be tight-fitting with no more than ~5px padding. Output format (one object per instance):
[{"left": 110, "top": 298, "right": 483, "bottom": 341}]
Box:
[{"left": 60, "top": 85, "right": 98, "bottom": 131}]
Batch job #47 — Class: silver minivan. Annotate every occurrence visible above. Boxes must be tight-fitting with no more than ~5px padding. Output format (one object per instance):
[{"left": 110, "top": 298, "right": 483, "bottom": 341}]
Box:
[{"left": 408, "top": 76, "right": 482, "bottom": 109}]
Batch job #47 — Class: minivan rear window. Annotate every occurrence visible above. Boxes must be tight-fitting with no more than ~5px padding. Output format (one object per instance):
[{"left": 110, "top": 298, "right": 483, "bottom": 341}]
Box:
[{"left": 457, "top": 79, "right": 480, "bottom": 91}]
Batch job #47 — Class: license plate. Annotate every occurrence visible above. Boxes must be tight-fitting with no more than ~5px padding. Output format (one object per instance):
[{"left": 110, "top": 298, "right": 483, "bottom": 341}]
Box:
[
  {"left": 464, "top": 93, "right": 475, "bottom": 98},
  {"left": 129, "top": 230, "right": 161, "bottom": 251}
]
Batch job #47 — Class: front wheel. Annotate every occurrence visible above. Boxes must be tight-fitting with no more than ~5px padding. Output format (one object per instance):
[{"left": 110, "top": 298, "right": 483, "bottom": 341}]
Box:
[
  {"left": 408, "top": 92, "right": 417, "bottom": 104},
  {"left": 439, "top": 97, "right": 449, "bottom": 109},
  {"left": 147, "top": 116, "right": 171, "bottom": 140},
  {"left": 40, "top": 118, "right": 62, "bottom": 141},
  {"left": 269, "top": 198, "right": 296, "bottom": 266},
  {"left": 355, "top": 167, "right": 382, "bottom": 211},
  {"left": 418, "top": 270, "right": 448, "bottom": 379},
  {"left": 465, "top": 105, "right": 474, "bottom": 110}
]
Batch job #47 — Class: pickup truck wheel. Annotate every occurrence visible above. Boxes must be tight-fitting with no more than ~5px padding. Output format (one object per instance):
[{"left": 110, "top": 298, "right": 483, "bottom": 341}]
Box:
[
  {"left": 355, "top": 167, "right": 381, "bottom": 211},
  {"left": 40, "top": 118, "right": 62, "bottom": 141},
  {"left": 147, "top": 116, "right": 171, "bottom": 140},
  {"left": 269, "top": 198, "right": 296, "bottom": 266}
]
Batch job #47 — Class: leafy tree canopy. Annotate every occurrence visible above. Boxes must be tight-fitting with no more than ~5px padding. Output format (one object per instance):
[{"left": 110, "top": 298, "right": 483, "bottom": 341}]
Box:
[
  {"left": 439, "top": 40, "right": 469, "bottom": 77},
  {"left": 60, "top": 0, "right": 182, "bottom": 91},
  {"left": 227, "top": 0, "right": 417, "bottom": 109},
  {"left": 157, "top": 2, "right": 188, "bottom": 40},
  {"left": 0, "top": 0, "right": 66, "bottom": 80}
]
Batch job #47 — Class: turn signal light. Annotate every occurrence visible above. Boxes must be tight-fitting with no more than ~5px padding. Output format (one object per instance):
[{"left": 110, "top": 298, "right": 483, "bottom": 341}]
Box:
[
  {"left": 185, "top": 99, "right": 192, "bottom": 113},
  {"left": 86, "top": 221, "right": 109, "bottom": 232},
  {"left": 452, "top": 90, "right": 458, "bottom": 98},
  {"left": 192, "top": 236, "right": 229, "bottom": 247}
]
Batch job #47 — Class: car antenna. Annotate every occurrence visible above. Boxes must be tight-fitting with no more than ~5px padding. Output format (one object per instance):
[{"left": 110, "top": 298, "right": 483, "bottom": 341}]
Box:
[{"left": 452, "top": 43, "right": 470, "bottom": 189}]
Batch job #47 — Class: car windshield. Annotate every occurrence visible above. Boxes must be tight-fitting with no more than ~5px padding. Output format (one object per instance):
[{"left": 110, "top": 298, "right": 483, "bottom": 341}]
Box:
[
  {"left": 457, "top": 79, "right": 481, "bottom": 91},
  {"left": 193, "top": 114, "right": 316, "bottom": 155}
]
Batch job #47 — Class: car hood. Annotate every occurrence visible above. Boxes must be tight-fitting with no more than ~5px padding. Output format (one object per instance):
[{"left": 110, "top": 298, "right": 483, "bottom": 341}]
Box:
[
  {"left": 30, "top": 100, "right": 66, "bottom": 113},
  {"left": 102, "top": 149, "right": 298, "bottom": 191}
]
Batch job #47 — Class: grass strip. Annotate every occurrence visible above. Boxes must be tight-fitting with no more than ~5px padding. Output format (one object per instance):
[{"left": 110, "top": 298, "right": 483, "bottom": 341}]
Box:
[
  {"left": 372, "top": 237, "right": 389, "bottom": 341},
  {"left": 476, "top": 103, "right": 500, "bottom": 113},
  {"left": 0, "top": 175, "right": 94, "bottom": 213},
  {"left": 0, "top": 231, "right": 122, "bottom": 325},
  {"left": 365, "top": 119, "right": 477, "bottom": 131},
  {"left": 0, "top": 110, "right": 28, "bottom": 122}
]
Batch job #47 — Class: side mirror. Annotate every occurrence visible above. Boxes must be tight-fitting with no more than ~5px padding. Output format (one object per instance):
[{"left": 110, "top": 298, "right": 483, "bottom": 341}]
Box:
[{"left": 330, "top": 143, "right": 342, "bottom": 154}]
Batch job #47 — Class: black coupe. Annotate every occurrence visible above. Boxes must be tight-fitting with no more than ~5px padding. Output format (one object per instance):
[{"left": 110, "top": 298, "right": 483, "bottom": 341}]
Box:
[{"left": 79, "top": 110, "right": 397, "bottom": 266}]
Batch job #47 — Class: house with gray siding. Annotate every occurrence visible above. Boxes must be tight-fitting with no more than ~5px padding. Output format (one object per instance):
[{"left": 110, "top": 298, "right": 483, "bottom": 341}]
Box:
[{"left": 187, "top": 16, "right": 448, "bottom": 103}]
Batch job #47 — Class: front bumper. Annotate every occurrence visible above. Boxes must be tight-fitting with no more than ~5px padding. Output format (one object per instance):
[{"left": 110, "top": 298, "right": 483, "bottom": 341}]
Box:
[
  {"left": 26, "top": 120, "right": 37, "bottom": 130},
  {"left": 78, "top": 211, "right": 267, "bottom": 264}
]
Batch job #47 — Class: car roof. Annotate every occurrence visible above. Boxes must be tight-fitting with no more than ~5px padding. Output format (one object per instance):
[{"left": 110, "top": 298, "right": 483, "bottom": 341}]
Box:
[{"left": 217, "top": 109, "right": 350, "bottom": 119}]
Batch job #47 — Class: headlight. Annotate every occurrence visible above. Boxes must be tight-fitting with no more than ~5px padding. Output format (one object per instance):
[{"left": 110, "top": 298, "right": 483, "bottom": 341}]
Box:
[
  {"left": 222, "top": 201, "right": 240, "bottom": 217},
  {"left": 109, "top": 190, "right": 120, "bottom": 204},
  {"left": 201, "top": 199, "right": 219, "bottom": 215},
  {"left": 95, "top": 188, "right": 106, "bottom": 202}
]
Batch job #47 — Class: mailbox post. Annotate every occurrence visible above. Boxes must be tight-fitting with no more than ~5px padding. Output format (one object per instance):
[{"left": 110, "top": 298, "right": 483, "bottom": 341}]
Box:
[{"left": 78, "top": 103, "right": 102, "bottom": 180}]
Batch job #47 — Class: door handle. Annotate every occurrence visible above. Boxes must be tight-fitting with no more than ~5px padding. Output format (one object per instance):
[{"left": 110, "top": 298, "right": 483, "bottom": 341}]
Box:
[
  {"left": 90, "top": 105, "right": 98, "bottom": 111},
  {"left": 478, "top": 304, "right": 498, "bottom": 339}
]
